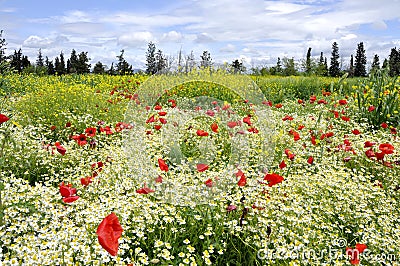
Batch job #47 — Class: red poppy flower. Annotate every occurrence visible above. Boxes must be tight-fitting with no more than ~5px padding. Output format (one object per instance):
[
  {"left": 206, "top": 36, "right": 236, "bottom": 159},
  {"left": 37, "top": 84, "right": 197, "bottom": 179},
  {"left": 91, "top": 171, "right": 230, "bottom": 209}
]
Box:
[
  {"left": 154, "top": 105, "right": 162, "bottom": 110},
  {"left": 248, "top": 127, "right": 259, "bottom": 134},
  {"left": 158, "top": 158, "right": 169, "bottom": 172},
  {"left": 158, "top": 111, "right": 167, "bottom": 116},
  {"left": 62, "top": 196, "right": 80, "bottom": 203},
  {"left": 293, "top": 131, "right": 300, "bottom": 141},
  {"left": 364, "top": 141, "right": 375, "bottom": 148},
  {"left": 264, "top": 101, "right": 273, "bottom": 107},
  {"left": 284, "top": 149, "right": 295, "bottom": 160},
  {"left": 80, "top": 176, "right": 93, "bottom": 186},
  {"left": 365, "top": 149, "right": 375, "bottom": 159},
  {"left": 379, "top": 143, "right": 394, "bottom": 154},
  {"left": 168, "top": 99, "right": 177, "bottom": 108},
  {"left": 274, "top": 103, "right": 283, "bottom": 108},
  {"left": 227, "top": 121, "right": 238, "bottom": 128},
  {"left": 282, "top": 115, "right": 294, "bottom": 121},
  {"left": 333, "top": 111, "right": 339, "bottom": 118},
  {"left": 136, "top": 183, "right": 155, "bottom": 194},
  {"left": 339, "top": 99, "right": 347, "bottom": 105},
  {"left": 346, "top": 247, "right": 360, "bottom": 265},
  {"left": 155, "top": 175, "right": 163, "bottom": 183},
  {"left": 97, "top": 213, "right": 123, "bottom": 256},
  {"left": 264, "top": 173, "right": 284, "bottom": 187},
  {"left": 317, "top": 99, "right": 327, "bottom": 104},
  {"left": 298, "top": 99, "right": 304, "bottom": 104},
  {"left": 236, "top": 169, "right": 245, "bottom": 178},
  {"left": 0, "top": 114, "right": 9, "bottom": 124},
  {"left": 206, "top": 110, "right": 215, "bottom": 117},
  {"left": 85, "top": 127, "right": 97, "bottom": 137},
  {"left": 307, "top": 156, "right": 314, "bottom": 164},
  {"left": 204, "top": 178, "right": 213, "bottom": 187},
  {"left": 391, "top": 127, "right": 397, "bottom": 135},
  {"left": 368, "top": 105, "right": 375, "bottom": 112},
  {"left": 243, "top": 116, "right": 252, "bottom": 126},
  {"left": 159, "top": 118, "right": 167, "bottom": 124},
  {"left": 154, "top": 124, "right": 162, "bottom": 130},
  {"left": 355, "top": 243, "right": 367, "bottom": 253},
  {"left": 279, "top": 160, "right": 286, "bottom": 169},
  {"left": 59, "top": 182, "right": 79, "bottom": 203},
  {"left": 146, "top": 115, "right": 155, "bottom": 124},
  {"left": 196, "top": 130, "right": 209, "bottom": 137},
  {"left": 346, "top": 244, "right": 367, "bottom": 265},
  {"left": 352, "top": 129, "right": 361, "bottom": 135},
  {"left": 309, "top": 95, "right": 316, "bottom": 103},
  {"left": 298, "top": 124, "right": 305, "bottom": 130},
  {"left": 56, "top": 145, "right": 66, "bottom": 156},
  {"left": 197, "top": 164, "right": 209, "bottom": 172},
  {"left": 59, "top": 183, "right": 77, "bottom": 197},
  {"left": 341, "top": 116, "right": 350, "bottom": 122},
  {"left": 381, "top": 122, "right": 388, "bottom": 129},
  {"left": 326, "top": 132, "right": 334, "bottom": 138},
  {"left": 100, "top": 126, "right": 113, "bottom": 135},
  {"left": 211, "top": 122, "right": 218, "bottom": 133},
  {"left": 65, "top": 122, "right": 71, "bottom": 127},
  {"left": 237, "top": 174, "right": 247, "bottom": 187},
  {"left": 375, "top": 152, "right": 385, "bottom": 161},
  {"left": 73, "top": 134, "right": 87, "bottom": 146},
  {"left": 311, "top": 135, "right": 317, "bottom": 145}
]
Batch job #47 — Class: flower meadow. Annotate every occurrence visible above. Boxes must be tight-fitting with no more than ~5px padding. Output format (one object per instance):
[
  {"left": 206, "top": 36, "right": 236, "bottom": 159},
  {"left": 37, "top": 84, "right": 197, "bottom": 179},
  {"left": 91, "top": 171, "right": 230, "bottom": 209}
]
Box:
[{"left": 0, "top": 70, "right": 399, "bottom": 266}]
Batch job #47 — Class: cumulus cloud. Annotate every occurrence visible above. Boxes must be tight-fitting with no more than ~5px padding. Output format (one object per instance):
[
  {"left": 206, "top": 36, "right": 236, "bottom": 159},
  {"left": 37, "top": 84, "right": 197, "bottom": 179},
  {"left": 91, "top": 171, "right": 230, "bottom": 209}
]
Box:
[
  {"left": 118, "top": 31, "right": 154, "bottom": 47},
  {"left": 162, "top": 31, "right": 183, "bottom": 42},
  {"left": 23, "top": 35, "right": 69, "bottom": 49}
]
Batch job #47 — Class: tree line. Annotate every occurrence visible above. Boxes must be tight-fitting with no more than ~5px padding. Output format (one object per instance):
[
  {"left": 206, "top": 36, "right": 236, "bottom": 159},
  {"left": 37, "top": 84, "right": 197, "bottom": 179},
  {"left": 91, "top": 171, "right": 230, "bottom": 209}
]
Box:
[{"left": 1, "top": 30, "right": 400, "bottom": 77}]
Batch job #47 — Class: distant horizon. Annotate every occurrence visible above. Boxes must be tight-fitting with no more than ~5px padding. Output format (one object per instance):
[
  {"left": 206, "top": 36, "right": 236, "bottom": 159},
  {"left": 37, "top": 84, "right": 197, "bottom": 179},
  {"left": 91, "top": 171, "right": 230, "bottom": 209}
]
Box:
[{"left": 1, "top": 0, "right": 399, "bottom": 69}]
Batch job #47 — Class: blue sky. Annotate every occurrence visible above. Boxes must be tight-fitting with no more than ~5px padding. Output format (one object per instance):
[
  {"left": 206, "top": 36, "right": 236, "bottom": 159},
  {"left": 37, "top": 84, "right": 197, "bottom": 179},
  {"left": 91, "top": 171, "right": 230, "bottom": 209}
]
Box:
[{"left": 1, "top": 0, "right": 399, "bottom": 69}]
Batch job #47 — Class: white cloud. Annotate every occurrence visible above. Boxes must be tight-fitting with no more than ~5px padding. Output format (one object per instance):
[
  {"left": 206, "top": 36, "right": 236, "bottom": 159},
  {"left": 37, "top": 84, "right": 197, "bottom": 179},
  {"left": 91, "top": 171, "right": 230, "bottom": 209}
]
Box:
[
  {"left": 23, "top": 35, "right": 69, "bottom": 49},
  {"left": 118, "top": 32, "right": 154, "bottom": 47},
  {"left": 162, "top": 31, "right": 183, "bottom": 42}
]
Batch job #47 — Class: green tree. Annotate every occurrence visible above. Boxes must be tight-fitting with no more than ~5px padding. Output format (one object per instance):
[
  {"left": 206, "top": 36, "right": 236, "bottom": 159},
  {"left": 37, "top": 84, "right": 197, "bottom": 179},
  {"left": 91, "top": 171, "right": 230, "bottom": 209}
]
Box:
[
  {"left": 382, "top": 58, "right": 389, "bottom": 69},
  {"left": 370, "top": 54, "right": 380, "bottom": 73},
  {"left": 116, "top": 49, "right": 132, "bottom": 75},
  {"left": 231, "top": 59, "right": 244, "bottom": 74},
  {"left": 348, "top": 55, "right": 354, "bottom": 77},
  {"left": 329, "top": 42, "right": 340, "bottom": 77},
  {"left": 305, "top": 47, "right": 312, "bottom": 75},
  {"left": 77, "top": 51, "right": 91, "bottom": 74},
  {"left": 93, "top": 61, "right": 106, "bottom": 74},
  {"left": 36, "top": 48, "right": 44, "bottom": 67},
  {"left": 316, "top": 52, "right": 328, "bottom": 76},
  {"left": 67, "top": 49, "right": 78, "bottom": 73},
  {"left": 145, "top": 42, "right": 157, "bottom": 75},
  {"left": 354, "top": 42, "right": 367, "bottom": 77},
  {"left": 200, "top": 50, "right": 212, "bottom": 68},
  {"left": 282, "top": 57, "right": 297, "bottom": 76},
  {"left": 54, "top": 52, "right": 66, "bottom": 75},
  {"left": 10, "top": 49, "right": 30, "bottom": 73},
  {"left": 388, "top": 47, "right": 400, "bottom": 77},
  {"left": 155, "top": 49, "right": 166, "bottom": 73},
  {"left": 45, "top": 57, "right": 55, "bottom": 75},
  {"left": 271, "top": 57, "right": 282, "bottom": 75}
]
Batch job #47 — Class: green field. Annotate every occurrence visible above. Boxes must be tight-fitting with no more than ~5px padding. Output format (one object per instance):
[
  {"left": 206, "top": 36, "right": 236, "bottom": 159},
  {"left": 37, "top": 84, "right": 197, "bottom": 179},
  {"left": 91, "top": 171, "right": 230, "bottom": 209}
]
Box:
[{"left": 0, "top": 70, "right": 399, "bottom": 265}]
